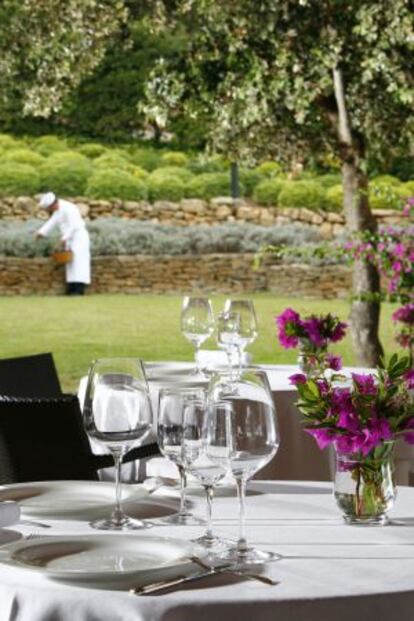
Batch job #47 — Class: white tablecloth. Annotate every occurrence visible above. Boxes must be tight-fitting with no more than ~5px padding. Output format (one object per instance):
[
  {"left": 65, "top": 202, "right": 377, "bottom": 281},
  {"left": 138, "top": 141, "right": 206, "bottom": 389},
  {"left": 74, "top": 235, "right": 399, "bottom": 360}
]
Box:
[{"left": 1, "top": 480, "right": 414, "bottom": 621}]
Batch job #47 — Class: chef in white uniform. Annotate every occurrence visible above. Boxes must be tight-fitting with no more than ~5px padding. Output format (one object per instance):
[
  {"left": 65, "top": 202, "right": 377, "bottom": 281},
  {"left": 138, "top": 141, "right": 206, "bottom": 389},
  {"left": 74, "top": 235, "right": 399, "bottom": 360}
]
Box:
[{"left": 36, "top": 192, "right": 91, "bottom": 295}]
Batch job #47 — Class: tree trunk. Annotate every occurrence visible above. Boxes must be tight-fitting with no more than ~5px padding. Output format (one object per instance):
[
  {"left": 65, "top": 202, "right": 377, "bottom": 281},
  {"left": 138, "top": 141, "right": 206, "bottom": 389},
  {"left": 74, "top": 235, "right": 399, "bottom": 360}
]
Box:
[{"left": 333, "top": 68, "right": 384, "bottom": 367}]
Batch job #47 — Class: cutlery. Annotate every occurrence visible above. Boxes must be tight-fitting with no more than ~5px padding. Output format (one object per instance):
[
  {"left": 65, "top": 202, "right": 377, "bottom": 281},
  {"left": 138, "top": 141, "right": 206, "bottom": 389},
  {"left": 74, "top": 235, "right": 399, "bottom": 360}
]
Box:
[
  {"left": 20, "top": 520, "right": 51, "bottom": 529},
  {"left": 130, "top": 557, "right": 279, "bottom": 595}
]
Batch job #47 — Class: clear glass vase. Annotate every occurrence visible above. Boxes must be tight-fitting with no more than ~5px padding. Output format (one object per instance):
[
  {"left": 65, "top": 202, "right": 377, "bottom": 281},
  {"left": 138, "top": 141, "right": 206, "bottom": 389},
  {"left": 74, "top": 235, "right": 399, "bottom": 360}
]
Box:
[
  {"left": 297, "top": 341, "right": 327, "bottom": 377},
  {"left": 334, "top": 442, "right": 396, "bottom": 525}
]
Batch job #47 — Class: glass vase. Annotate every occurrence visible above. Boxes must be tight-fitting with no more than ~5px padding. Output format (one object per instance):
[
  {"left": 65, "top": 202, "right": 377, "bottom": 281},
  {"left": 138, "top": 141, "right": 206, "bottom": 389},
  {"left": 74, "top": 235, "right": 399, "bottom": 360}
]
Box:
[
  {"left": 334, "top": 442, "right": 396, "bottom": 525},
  {"left": 297, "top": 341, "right": 327, "bottom": 377}
]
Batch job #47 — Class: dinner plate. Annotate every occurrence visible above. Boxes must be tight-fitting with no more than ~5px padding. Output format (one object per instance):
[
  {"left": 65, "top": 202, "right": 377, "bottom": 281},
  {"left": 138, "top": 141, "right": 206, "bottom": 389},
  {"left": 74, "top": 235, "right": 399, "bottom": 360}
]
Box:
[
  {"left": 0, "top": 534, "right": 204, "bottom": 587},
  {"left": 0, "top": 481, "right": 151, "bottom": 520}
]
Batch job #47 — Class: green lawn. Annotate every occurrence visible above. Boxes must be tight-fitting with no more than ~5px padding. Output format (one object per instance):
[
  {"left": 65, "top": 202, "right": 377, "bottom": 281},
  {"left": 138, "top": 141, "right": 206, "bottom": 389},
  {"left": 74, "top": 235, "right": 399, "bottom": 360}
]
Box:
[{"left": 1, "top": 293, "right": 400, "bottom": 392}]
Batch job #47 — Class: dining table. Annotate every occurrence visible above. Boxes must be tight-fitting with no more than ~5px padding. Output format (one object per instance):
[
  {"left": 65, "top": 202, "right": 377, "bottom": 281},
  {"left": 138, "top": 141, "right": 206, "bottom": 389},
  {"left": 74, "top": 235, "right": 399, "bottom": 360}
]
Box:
[{"left": 1, "top": 479, "right": 414, "bottom": 621}]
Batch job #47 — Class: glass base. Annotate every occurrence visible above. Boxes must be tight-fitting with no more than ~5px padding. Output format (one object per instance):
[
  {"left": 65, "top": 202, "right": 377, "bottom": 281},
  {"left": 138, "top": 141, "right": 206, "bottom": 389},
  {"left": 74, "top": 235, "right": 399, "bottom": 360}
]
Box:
[
  {"left": 220, "top": 546, "right": 282, "bottom": 565},
  {"left": 193, "top": 534, "right": 233, "bottom": 553},
  {"left": 158, "top": 512, "right": 205, "bottom": 526},
  {"left": 89, "top": 516, "right": 152, "bottom": 531},
  {"left": 344, "top": 514, "right": 389, "bottom": 526}
]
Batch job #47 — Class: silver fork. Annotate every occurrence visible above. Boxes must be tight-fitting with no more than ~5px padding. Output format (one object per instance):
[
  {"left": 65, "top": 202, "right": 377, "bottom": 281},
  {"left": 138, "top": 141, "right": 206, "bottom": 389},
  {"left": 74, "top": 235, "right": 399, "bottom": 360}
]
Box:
[{"left": 190, "top": 556, "right": 278, "bottom": 586}]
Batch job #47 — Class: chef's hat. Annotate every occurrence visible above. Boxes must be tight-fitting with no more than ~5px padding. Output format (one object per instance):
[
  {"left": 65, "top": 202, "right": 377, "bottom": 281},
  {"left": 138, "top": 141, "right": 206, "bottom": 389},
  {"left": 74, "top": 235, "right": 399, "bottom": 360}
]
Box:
[{"left": 39, "top": 192, "right": 57, "bottom": 209}]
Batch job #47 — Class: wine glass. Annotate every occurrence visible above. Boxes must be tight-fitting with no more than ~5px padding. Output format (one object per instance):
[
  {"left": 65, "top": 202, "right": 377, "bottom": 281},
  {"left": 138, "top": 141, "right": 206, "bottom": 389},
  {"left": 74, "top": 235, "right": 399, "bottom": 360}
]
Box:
[
  {"left": 181, "top": 297, "right": 215, "bottom": 376},
  {"left": 157, "top": 386, "right": 205, "bottom": 525},
  {"left": 206, "top": 369, "right": 280, "bottom": 564},
  {"left": 223, "top": 299, "right": 258, "bottom": 373},
  {"left": 182, "top": 398, "right": 229, "bottom": 550},
  {"left": 83, "top": 358, "right": 153, "bottom": 530},
  {"left": 216, "top": 311, "right": 241, "bottom": 381}
]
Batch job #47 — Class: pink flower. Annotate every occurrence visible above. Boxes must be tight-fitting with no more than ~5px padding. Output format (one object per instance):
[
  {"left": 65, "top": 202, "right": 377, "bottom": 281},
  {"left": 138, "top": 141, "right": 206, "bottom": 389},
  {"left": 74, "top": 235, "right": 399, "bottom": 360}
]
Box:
[
  {"left": 275, "top": 308, "right": 302, "bottom": 349},
  {"left": 305, "top": 428, "right": 333, "bottom": 450},
  {"left": 325, "top": 353, "right": 342, "bottom": 371},
  {"left": 392, "top": 303, "right": 414, "bottom": 325},
  {"left": 289, "top": 373, "right": 307, "bottom": 386},
  {"left": 404, "top": 369, "right": 414, "bottom": 389},
  {"left": 303, "top": 317, "right": 325, "bottom": 347},
  {"left": 402, "top": 418, "right": 414, "bottom": 444},
  {"left": 351, "top": 373, "right": 378, "bottom": 396}
]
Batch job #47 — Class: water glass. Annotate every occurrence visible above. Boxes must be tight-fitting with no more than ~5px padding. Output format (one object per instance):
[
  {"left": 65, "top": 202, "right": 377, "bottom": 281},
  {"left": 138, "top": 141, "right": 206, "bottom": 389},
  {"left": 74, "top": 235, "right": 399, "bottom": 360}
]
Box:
[{"left": 181, "top": 296, "right": 214, "bottom": 375}]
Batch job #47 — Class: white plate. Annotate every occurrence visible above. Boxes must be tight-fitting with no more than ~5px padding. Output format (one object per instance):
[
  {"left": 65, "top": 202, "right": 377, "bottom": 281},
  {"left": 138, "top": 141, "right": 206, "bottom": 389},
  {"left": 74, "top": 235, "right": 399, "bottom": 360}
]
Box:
[
  {"left": 0, "top": 481, "right": 150, "bottom": 520},
  {"left": 0, "top": 535, "right": 204, "bottom": 586}
]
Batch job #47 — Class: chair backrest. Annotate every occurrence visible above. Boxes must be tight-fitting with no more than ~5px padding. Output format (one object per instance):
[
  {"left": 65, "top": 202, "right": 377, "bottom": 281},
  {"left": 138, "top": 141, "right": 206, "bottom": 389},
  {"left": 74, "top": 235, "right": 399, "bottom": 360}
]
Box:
[
  {"left": 0, "top": 394, "right": 98, "bottom": 484},
  {"left": 0, "top": 353, "right": 62, "bottom": 398}
]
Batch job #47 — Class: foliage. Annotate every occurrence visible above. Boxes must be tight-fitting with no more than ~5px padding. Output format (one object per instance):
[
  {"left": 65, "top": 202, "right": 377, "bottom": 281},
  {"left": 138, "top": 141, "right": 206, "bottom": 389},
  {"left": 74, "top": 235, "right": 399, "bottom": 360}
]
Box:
[
  {"left": 188, "top": 155, "right": 228, "bottom": 174},
  {"left": 0, "top": 219, "right": 321, "bottom": 258},
  {"left": 85, "top": 169, "right": 148, "bottom": 201},
  {"left": 392, "top": 304, "right": 414, "bottom": 364},
  {"left": 185, "top": 173, "right": 233, "bottom": 200},
  {"left": 129, "top": 148, "right": 161, "bottom": 171},
  {"left": 325, "top": 185, "right": 344, "bottom": 212},
  {"left": 254, "top": 162, "right": 282, "bottom": 178},
  {"left": 253, "top": 178, "right": 286, "bottom": 206},
  {"left": 0, "top": 0, "right": 126, "bottom": 118},
  {"left": 147, "top": 176, "right": 185, "bottom": 202},
  {"left": 278, "top": 181, "right": 326, "bottom": 211},
  {"left": 39, "top": 160, "right": 92, "bottom": 196},
  {"left": 159, "top": 151, "right": 189, "bottom": 167},
  {"left": 318, "top": 174, "right": 342, "bottom": 189},
  {"left": 0, "top": 163, "right": 40, "bottom": 196},
  {"left": 2, "top": 149, "right": 45, "bottom": 167},
  {"left": 32, "top": 136, "right": 69, "bottom": 156},
  {"left": 77, "top": 143, "right": 108, "bottom": 159},
  {"left": 149, "top": 166, "right": 193, "bottom": 182},
  {"left": 369, "top": 177, "right": 404, "bottom": 210}
]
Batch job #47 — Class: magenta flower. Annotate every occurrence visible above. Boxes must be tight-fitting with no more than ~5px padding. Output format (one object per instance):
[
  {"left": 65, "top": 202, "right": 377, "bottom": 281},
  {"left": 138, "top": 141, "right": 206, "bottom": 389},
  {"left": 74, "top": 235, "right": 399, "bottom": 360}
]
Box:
[
  {"left": 402, "top": 418, "right": 414, "bottom": 444},
  {"left": 351, "top": 373, "right": 378, "bottom": 396},
  {"left": 275, "top": 308, "right": 302, "bottom": 349},
  {"left": 303, "top": 317, "right": 325, "bottom": 347},
  {"left": 305, "top": 428, "right": 334, "bottom": 450},
  {"left": 325, "top": 353, "right": 342, "bottom": 371},
  {"left": 404, "top": 369, "right": 414, "bottom": 389},
  {"left": 330, "top": 322, "right": 347, "bottom": 343},
  {"left": 289, "top": 373, "right": 307, "bottom": 386},
  {"left": 392, "top": 303, "right": 414, "bottom": 325}
]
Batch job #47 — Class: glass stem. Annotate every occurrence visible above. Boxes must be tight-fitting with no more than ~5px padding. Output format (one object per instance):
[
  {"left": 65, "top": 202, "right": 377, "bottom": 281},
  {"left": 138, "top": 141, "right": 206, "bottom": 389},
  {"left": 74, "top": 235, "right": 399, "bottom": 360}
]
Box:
[
  {"left": 204, "top": 485, "right": 214, "bottom": 542},
  {"left": 226, "top": 347, "right": 233, "bottom": 381},
  {"left": 194, "top": 341, "right": 201, "bottom": 374},
  {"left": 112, "top": 449, "right": 125, "bottom": 524},
  {"left": 237, "top": 345, "right": 243, "bottom": 378},
  {"left": 178, "top": 464, "right": 188, "bottom": 517},
  {"left": 235, "top": 477, "right": 248, "bottom": 558}
]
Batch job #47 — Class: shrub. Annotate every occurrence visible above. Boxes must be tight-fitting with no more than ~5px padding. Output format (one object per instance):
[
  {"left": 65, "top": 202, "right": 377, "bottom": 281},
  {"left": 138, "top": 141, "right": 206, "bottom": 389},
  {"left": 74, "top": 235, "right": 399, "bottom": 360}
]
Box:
[
  {"left": 47, "top": 151, "right": 90, "bottom": 167},
  {"left": 77, "top": 143, "right": 108, "bottom": 158},
  {"left": 185, "top": 172, "right": 234, "bottom": 199},
  {"left": 0, "top": 134, "right": 22, "bottom": 150},
  {"left": 130, "top": 166, "right": 149, "bottom": 181},
  {"left": 149, "top": 166, "right": 193, "bottom": 182},
  {"left": 369, "top": 178, "right": 403, "bottom": 210},
  {"left": 85, "top": 169, "right": 148, "bottom": 201},
  {"left": 0, "top": 164, "right": 40, "bottom": 196},
  {"left": 129, "top": 148, "right": 161, "bottom": 171},
  {"left": 187, "top": 154, "right": 228, "bottom": 174},
  {"left": 278, "top": 180, "right": 327, "bottom": 211},
  {"left": 159, "top": 151, "right": 189, "bottom": 167},
  {"left": 325, "top": 185, "right": 344, "bottom": 212},
  {"left": 239, "top": 169, "right": 263, "bottom": 197},
  {"left": 318, "top": 174, "right": 342, "bottom": 188},
  {"left": 253, "top": 178, "right": 286, "bottom": 206},
  {"left": 2, "top": 149, "right": 45, "bottom": 168},
  {"left": 33, "top": 135, "right": 68, "bottom": 156},
  {"left": 94, "top": 153, "right": 136, "bottom": 173},
  {"left": 39, "top": 160, "right": 92, "bottom": 196},
  {"left": 147, "top": 176, "right": 185, "bottom": 202},
  {"left": 390, "top": 156, "right": 414, "bottom": 182},
  {"left": 401, "top": 181, "right": 414, "bottom": 197},
  {"left": 254, "top": 161, "right": 282, "bottom": 178},
  {"left": 371, "top": 175, "right": 401, "bottom": 187}
]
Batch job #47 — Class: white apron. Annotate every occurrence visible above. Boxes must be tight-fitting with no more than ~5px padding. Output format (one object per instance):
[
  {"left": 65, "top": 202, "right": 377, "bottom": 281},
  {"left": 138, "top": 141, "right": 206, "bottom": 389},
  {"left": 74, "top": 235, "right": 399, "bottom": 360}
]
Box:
[{"left": 37, "top": 199, "right": 91, "bottom": 284}]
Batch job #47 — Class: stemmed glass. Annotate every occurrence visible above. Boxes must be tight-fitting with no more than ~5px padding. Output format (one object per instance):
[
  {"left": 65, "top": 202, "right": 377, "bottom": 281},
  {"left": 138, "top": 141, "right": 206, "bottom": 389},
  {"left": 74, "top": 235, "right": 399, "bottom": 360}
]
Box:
[
  {"left": 181, "top": 296, "right": 215, "bottom": 376},
  {"left": 182, "top": 399, "right": 229, "bottom": 550},
  {"left": 83, "top": 358, "right": 153, "bottom": 530},
  {"left": 223, "top": 299, "right": 258, "bottom": 374},
  {"left": 216, "top": 311, "right": 241, "bottom": 381},
  {"left": 206, "top": 369, "right": 280, "bottom": 564},
  {"left": 157, "top": 386, "right": 205, "bottom": 525}
]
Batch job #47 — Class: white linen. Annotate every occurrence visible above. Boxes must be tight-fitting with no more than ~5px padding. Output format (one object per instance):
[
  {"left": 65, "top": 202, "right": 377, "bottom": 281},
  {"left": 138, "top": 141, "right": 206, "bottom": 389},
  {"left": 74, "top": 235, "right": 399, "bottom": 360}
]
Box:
[
  {"left": 1, "top": 481, "right": 414, "bottom": 621},
  {"left": 37, "top": 199, "right": 90, "bottom": 283},
  {"left": 0, "top": 501, "right": 20, "bottom": 528}
]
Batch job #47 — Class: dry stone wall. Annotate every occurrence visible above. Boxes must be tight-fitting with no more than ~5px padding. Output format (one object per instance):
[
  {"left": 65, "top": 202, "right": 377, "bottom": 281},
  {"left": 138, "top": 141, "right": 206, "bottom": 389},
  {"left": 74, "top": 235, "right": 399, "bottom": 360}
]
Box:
[
  {"left": 0, "top": 254, "right": 351, "bottom": 298},
  {"left": 0, "top": 195, "right": 406, "bottom": 240}
]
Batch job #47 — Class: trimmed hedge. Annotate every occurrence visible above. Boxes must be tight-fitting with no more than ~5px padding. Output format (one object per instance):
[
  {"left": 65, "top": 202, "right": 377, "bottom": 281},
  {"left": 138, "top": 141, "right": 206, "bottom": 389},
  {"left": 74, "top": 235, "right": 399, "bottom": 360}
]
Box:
[
  {"left": 0, "top": 164, "right": 40, "bottom": 196},
  {"left": 185, "top": 173, "right": 234, "bottom": 199},
  {"left": 129, "top": 148, "right": 161, "bottom": 171},
  {"left": 159, "top": 151, "right": 189, "bottom": 167},
  {"left": 2, "top": 149, "right": 45, "bottom": 168},
  {"left": 147, "top": 176, "right": 185, "bottom": 202},
  {"left": 278, "top": 181, "right": 326, "bottom": 211},
  {"left": 33, "top": 136, "right": 68, "bottom": 156},
  {"left": 253, "top": 178, "right": 286, "bottom": 206},
  {"left": 325, "top": 185, "right": 343, "bottom": 212},
  {"left": 39, "top": 161, "right": 92, "bottom": 196},
  {"left": 77, "top": 143, "right": 108, "bottom": 158},
  {"left": 85, "top": 169, "right": 148, "bottom": 201},
  {"left": 254, "top": 161, "right": 282, "bottom": 178}
]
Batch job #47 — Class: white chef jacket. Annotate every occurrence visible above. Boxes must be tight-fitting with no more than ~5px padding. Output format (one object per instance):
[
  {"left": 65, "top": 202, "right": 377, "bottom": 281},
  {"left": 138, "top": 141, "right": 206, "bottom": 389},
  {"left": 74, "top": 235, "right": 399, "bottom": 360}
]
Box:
[{"left": 37, "top": 199, "right": 91, "bottom": 284}]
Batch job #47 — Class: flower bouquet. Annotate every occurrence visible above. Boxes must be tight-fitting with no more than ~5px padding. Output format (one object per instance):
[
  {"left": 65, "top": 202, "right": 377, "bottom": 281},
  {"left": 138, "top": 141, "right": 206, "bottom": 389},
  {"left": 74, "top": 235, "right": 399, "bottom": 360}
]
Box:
[
  {"left": 290, "top": 355, "right": 414, "bottom": 525},
  {"left": 276, "top": 308, "right": 347, "bottom": 376}
]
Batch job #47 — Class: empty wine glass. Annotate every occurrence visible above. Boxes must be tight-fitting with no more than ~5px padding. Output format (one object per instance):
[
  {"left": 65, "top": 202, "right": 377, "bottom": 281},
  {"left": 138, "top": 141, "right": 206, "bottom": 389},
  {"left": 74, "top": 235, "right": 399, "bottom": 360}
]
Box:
[
  {"left": 206, "top": 369, "right": 280, "bottom": 564},
  {"left": 157, "top": 386, "right": 205, "bottom": 525},
  {"left": 223, "top": 299, "right": 258, "bottom": 373},
  {"left": 181, "top": 296, "right": 215, "bottom": 376},
  {"left": 182, "top": 399, "right": 229, "bottom": 550},
  {"left": 216, "top": 311, "right": 241, "bottom": 381},
  {"left": 83, "top": 358, "right": 153, "bottom": 530}
]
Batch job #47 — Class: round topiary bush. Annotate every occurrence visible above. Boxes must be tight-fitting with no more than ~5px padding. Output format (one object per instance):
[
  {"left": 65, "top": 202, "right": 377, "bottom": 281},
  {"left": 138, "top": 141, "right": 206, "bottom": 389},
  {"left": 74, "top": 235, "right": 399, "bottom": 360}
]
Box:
[
  {"left": 371, "top": 174, "right": 401, "bottom": 187},
  {"left": 185, "top": 172, "right": 234, "bottom": 199},
  {"left": 2, "top": 149, "right": 45, "bottom": 168},
  {"left": 325, "top": 185, "right": 344, "bottom": 212},
  {"left": 278, "top": 180, "right": 327, "bottom": 211},
  {"left": 150, "top": 166, "right": 193, "bottom": 182},
  {"left": 0, "top": 163, "right": 40, "bottom": 196},
  {"left": 239, "top": 169, "right": 263, "bottom": 197},
  {"left": 94, "top": 153, "right": 136, "bottom": 173},
  {"left": 33, "top": 135, "right": 68, "bottom": 156},
  {"left": 159, "top": 151, "right": 189, "bottom": 167},
  {"left": 318, "top": 174, "right": 342, "bottom": 188},
  {"left": 369, "top": 177, "right": 403, "bottom": 209},
  {"left": 39, "top": 160, "right": 92, "bottom": 196},
  {"left": 254, "top": 161, "right": 282, "bottom": 178},
  {"left": 47, "top": 151, "right": 90, "bottom": 167},
  {"left": 85, "top": 169, "right": 148, "bottom": 201},
  {"left": 130, "top": 166, "right": 149, "bottom": 181},
  {"left": 253, "top": 178, "right": 286, "bottom": 206},
  {"left": 400, "top": 181, "right": 414, "bottom": 198},
  {"left": 187, "top": 155, "right": 228, "bottom": 174},
  {"left": 129, "top": 148, "right": 161, "bottom": 171},
  {"left": 147, "top": 176, "right": 185, "bottom": 202},
  {"left": 0, "top": 134, "right": 22, "bottom": 150},
  {"left": 78, "top": 143, "right": 108, "bottom": 158}
]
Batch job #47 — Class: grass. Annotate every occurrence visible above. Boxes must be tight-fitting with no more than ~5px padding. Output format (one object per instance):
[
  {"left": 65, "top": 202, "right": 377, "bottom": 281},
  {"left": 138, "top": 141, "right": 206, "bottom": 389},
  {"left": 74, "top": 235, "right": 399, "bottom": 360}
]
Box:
[{"left": 0, "top": 293, "right": 400, "bottom": 392}]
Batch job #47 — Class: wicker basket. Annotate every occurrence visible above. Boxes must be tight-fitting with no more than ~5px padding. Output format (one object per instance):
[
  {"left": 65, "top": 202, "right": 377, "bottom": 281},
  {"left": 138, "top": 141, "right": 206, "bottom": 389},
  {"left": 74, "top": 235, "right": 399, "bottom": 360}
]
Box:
[{"left": 52, "top": 250, "right": 73, "bottom": 265}]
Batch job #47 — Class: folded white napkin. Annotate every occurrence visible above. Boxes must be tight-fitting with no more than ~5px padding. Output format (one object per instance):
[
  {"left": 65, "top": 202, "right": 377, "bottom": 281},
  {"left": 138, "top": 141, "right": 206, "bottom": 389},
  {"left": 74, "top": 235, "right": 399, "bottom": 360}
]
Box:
[{"left": 0, "top": 501, "right": 20, "bottom": 528}]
